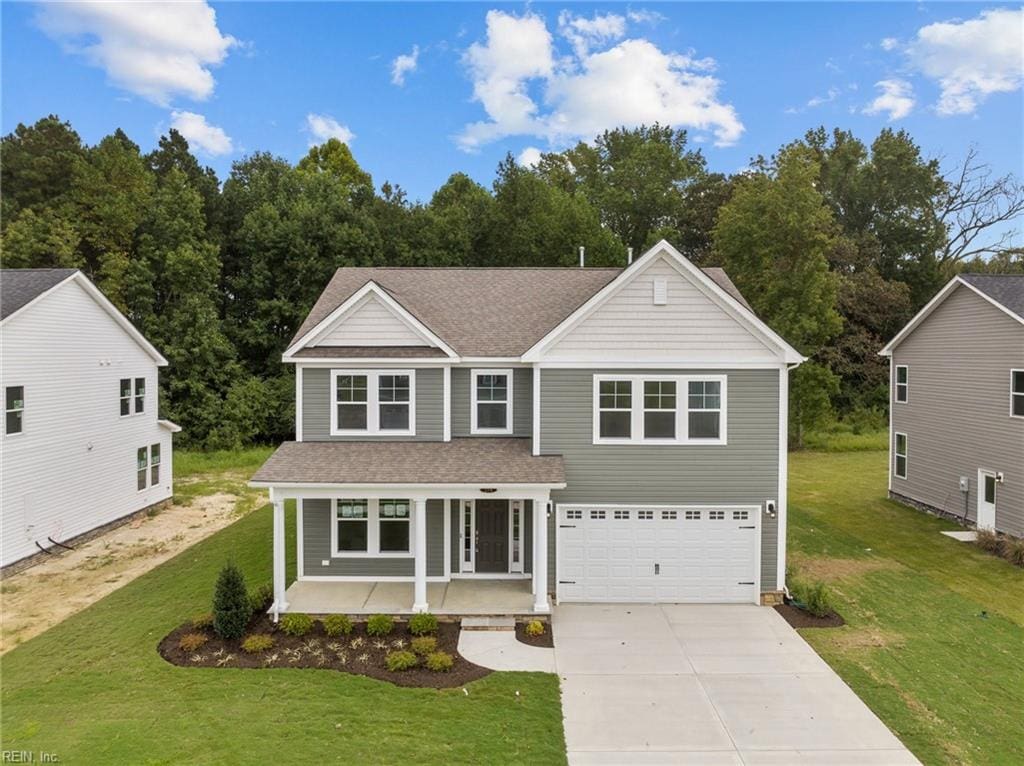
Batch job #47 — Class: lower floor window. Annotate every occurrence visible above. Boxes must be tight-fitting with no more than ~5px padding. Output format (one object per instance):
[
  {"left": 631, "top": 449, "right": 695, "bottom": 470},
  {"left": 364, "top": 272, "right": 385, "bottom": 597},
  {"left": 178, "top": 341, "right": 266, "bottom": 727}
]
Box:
[
  {"left": 894, "top": 433, "right": 908, "bottom": 479},
  {"left": 150, "top": 444, "right": 161, "bottom": 486},
  {"left": 378, "top": 499, "right": 411, "bottom": 552},
  {"left": 137, "top": 447, "right": 148, "bottom": 491},
  {"left": 334, "top": 498, "right": 411, "bottom": 555},
  {"left": 336, "top": 499, "right": 369, "bottom": 552}
]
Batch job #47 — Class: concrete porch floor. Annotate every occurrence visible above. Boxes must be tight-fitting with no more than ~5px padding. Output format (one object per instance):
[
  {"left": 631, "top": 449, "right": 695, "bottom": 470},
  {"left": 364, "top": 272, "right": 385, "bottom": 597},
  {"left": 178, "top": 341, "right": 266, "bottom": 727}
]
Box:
[{"left": 283, "top": 578, "right": 537, "bottom": 615}]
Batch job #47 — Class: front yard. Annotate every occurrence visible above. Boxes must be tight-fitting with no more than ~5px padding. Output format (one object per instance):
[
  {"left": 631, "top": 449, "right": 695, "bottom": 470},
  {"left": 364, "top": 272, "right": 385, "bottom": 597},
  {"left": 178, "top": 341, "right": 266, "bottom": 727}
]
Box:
[{"left": 789, "top": 450, "right": 1024, "bottom": 766}]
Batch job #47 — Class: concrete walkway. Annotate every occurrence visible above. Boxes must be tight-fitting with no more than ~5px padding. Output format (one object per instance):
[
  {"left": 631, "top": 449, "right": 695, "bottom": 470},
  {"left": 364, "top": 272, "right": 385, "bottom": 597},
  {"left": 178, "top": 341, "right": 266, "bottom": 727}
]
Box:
[
  {"left": 458, "top": 630, "right": 556, "bottom": 672},
  {"left": 554, "top": 604, "right": 919, "bottom": 766}
]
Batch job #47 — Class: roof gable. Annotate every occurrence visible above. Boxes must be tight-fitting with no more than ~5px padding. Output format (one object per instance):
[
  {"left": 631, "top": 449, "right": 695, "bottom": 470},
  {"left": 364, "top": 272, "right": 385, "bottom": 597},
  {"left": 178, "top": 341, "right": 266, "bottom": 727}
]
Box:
[{"left": 1, "top": 269, "right": 78, "bottom": 320}]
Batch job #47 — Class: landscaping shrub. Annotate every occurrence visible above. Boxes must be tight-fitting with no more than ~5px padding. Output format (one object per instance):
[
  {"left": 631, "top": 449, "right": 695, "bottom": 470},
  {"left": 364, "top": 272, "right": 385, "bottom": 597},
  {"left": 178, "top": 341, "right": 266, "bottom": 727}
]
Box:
[
  {"left": 247, "top": 582, "right": 274, "bottom": 614},
  {"left": 322, "top": 614, "right": 353, "bottom": 637},
  {"left": 212, "top": 562, "right": 251, "bottom": 640},
  {"left": 408, "top": 612, "right": 438, "bottom": 636},
  {"left": 241, "top": 634, "right": 275, "bottom": 654},
  {"left": 425, "top": 651, "right": 454, "bottom": 672},
  {"left": 178, "top": 632, "right": 208, "bottom": 652},
  {"left": 1001, "top": 536, "right": 1024, "bottom": 567},
  {"left": 525, "top": 620, "right": 545, "bottom": 637},
  {"left": 191, "top": 612, "right": 214, "bottom": 630},
  {"left": 410, "top": 636, "right": 437, "bottom": 656},
  {"left": 976, "top": 529, "right": 1002, "bottom": 554},
  {"left": 792, "top": 579, "right": 834, "bottom": 617},
  {"left": 279, "top": 613, "right": 314, "bottom": 637},
  {"left": 367, "top": 614, "right": 394, "bottom": 637},
  {"left": 384, "top": 650, "right": 418, "bottom": 671}
]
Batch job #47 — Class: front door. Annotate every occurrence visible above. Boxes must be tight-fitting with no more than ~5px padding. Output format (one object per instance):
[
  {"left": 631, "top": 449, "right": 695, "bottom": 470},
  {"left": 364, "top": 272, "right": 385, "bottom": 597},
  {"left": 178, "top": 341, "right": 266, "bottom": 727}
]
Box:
[
  {"left": 475, "top": 499, "right": 509, "bottom": 573},
  {"left": 977, "top": 470, "right": 997, "bottom": 530}
]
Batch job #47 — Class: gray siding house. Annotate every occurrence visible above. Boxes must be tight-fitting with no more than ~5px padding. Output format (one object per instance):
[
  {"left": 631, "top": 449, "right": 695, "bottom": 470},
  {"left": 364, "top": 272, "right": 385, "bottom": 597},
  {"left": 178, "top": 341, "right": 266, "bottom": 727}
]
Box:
[
  {"left": 880, "top": 274, "right": 1024, "bottom": 537},
  {"left": 251, "top": 242, "right": 804, "bottom": 616}
]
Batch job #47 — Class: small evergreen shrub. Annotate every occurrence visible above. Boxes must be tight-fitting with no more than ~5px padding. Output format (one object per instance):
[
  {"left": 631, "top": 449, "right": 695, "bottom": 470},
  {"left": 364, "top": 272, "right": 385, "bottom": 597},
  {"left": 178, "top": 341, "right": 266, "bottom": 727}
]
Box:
[
  {"left": 247, "top": 582, "right": 274, "bottom": 614},
  {"left": 385, "top": 650, "right": 418, "bottom": 671},
  {"left": 212, "top": 562, "right": 251, "bottom": 640},
  {"left": 792, "top": 579, "right": 834, "bottom": 617},
  {"left": 322, "top": 614, "right": 353, "bottom": 637},
  {"left": 191, "top": 612, "right": 214, "bottom": 630},
  {"left": 525, "top": 620, "right": 545, "bottom": 637},
  {"left": 279, "top": 613, "right": 314, "bottom": 637},
  {"left": 425, "top": 651, "right": 454, "bottom": 672},
  {"left": 241, "top": 634, "right": 275, "bottom": 654},
  {"left": 179, "top": 632, "right": 208, "bottom": 652},
  {"left": 410, "top": 636, "right": 437, "bottom": 656},
  {"left": 408, "top": 612, "right": 438, "bottom": 636},
  {"left": 367, "top": 614, "right": 394, "bottom": 637}
]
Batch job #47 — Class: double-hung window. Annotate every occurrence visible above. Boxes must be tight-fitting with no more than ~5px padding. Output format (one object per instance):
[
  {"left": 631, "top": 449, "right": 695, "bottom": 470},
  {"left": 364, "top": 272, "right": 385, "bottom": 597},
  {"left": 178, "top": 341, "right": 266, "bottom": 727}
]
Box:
[
  {"left": 120, "top": 379, "right": 132, "bottom": 416},
  {"left": 150, "top": 444, "right": 161, "bottom": 486},
  {"left": 330, "top": 370, "right": 415, "bottom": 435},
  {"left": 1012, "top": 370, "right": 1024, "bottom": 418},
  {"left": 594, "top": 374, "right": 727, "bottom": 444},
  {"left": 895, "top": 365, "right": 908, "bottom": 404},
  {"left": 332, "top": 499, "right": 411, "bottom": 556},
  {"left": 137, "top": 447, "right": 149, "bottom": 491},
  {"left": 120, "top": 378, "right": 146, "bottom": 416},
  {"left": 472, "top": 369, "right": 513, "bottom": 434},
  {"left": 5, "top": 386, "right": 24, "bottom": 435},
  {"left": 894, "top": 433, "right": 908, "bottom": 479}
]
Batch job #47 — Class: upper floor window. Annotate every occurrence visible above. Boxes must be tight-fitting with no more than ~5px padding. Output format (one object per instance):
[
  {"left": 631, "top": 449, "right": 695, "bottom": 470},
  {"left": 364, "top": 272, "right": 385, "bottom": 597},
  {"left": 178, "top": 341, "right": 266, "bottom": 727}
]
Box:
[
  {"left": 121, "top": 378, "right": 145, "bottom": 416},
  {"left": 1012, "top": 370, "right": 1024, "bottom": 419},
  {"left": 330, "top": 370, "right": 415, "bottom": 436},
  {"left": 594, "top": 374, "right": 727, "bottom": 445},
  {"left": 472, "top": 369, "right": 513, "bottom": 434},
  {"left": 135, "top": 377, "right": 146, "bottom": 413},
  {"left": 895, "top": 365, "right": 908, "bottom": 404},
  {"left": 5, "top": 386, "right": 24, "bottom": 435}
]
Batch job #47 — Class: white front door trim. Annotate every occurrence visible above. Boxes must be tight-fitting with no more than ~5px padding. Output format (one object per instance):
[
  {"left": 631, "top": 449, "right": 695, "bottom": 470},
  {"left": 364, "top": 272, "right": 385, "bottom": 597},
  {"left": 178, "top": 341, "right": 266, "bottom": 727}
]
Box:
[{"left": 977, "top": 469, "right": 997, "bottom": 530}]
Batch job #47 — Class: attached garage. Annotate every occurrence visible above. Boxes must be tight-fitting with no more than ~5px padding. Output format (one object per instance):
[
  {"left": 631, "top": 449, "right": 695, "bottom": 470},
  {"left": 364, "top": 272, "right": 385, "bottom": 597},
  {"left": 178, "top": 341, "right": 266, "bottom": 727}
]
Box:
[{"left": 556, "top": 504, "right": 760, "bottom": 604}]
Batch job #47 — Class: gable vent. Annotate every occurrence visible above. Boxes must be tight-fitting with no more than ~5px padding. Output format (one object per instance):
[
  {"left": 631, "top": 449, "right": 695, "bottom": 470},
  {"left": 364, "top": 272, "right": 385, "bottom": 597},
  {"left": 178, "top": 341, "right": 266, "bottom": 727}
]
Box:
[{"left": 653, "top": 278, "right": 668, "bottom": 305}]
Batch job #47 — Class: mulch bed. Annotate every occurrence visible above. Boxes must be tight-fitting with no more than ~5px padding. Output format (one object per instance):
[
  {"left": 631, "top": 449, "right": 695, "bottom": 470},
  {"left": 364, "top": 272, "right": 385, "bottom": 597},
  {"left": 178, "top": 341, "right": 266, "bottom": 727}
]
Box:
[
  {"left": 515, "top": 620, "right": 554, "bottom": 648},
  {"left": 158, "top": 614, "right": 492, "bottom": 688},
  {"left": 774, "top": 603, "right": 845, "bottom": 629}
]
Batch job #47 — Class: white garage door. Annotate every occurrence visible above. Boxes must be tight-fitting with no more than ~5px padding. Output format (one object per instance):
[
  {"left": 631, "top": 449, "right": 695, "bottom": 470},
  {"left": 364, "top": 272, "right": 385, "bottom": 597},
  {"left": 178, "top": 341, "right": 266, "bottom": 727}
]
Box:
[{"left": 556, "top": 504, "right": 760, "bottom": 604}]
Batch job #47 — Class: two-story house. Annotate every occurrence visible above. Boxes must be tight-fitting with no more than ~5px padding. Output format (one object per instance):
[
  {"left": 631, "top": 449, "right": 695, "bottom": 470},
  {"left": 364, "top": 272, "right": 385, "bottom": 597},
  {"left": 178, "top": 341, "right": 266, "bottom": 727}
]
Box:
[
  {"left": 880, "top": 274, "right": 1023, "bottom": 537},
  {"left": 1, "top": 269, "right": 180, "bottom": 572},
  {"left": 250, "top": 242, "right": 804, "bottom": 616}
]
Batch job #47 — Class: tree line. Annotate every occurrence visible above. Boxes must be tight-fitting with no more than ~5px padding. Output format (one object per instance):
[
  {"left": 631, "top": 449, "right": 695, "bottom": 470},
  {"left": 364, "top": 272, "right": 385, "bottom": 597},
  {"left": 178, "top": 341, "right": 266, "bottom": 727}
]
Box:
[{"left": 2, "top": 116, "right": 1021, "bottom": 448}]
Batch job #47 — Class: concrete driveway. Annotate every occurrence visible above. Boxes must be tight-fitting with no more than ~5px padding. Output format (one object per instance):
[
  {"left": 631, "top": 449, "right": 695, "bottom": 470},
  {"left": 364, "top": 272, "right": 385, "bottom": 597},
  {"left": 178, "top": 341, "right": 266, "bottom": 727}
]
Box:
[{"left": 554, "top": 604, "right": 919, "bottom": 765}]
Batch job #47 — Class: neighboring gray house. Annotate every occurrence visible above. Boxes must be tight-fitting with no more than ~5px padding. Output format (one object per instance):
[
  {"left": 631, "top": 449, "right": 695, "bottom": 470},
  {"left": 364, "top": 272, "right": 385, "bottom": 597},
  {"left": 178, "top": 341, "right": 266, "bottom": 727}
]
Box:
[
  {"left": 251, "top": 242, "right": 804, "bottom": 615},
  {"left": 880, "top": 274, "right": 1024, "bottom": 537},
  {"left": 1, "top": 269, "right": 180, "bottom": 572}
]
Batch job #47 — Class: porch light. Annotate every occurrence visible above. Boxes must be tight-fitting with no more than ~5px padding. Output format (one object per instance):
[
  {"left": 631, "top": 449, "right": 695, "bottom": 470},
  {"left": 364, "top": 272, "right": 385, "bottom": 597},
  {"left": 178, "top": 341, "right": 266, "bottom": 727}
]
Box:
[{"left": 480, "top": 488, "right": 497, "bottom": 493}]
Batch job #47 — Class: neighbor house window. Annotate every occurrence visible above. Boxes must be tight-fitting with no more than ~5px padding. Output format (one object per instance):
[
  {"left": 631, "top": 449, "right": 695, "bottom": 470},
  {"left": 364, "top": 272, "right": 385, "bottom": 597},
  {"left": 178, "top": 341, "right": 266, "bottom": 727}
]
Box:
[
  {"left": 120, "top": 378, "right": 132, "bottom": 416},
  {"left": 594, "top": 375, "right": 727, "bottom": 444},
  {"left": 335, "top": 499, "right": 369, "bottom": 553},
  {"left": 5, "top": 386, "right": 24, "bottom": 435},
  {"left": 471, "top": 369, "right": 513, "bottom": 434},
  {"left": 330, "top": 370, "right": 415, "bottom": 435},
  {"left": 894, "top": 433, "right": 908, "bottom": 479},
  {"left": 150, "top": 444, "right": 161, "bottom": 486},
  {"left": 134, "top": 377, "right": 146, "bottom": 414},
  {"left": 1012, "top": 370, "right": 1024, "bottom": 418},
  {"left": 377, "top": 499, "right": 411, "bottom": 553},
  {"left": 895, "top": 365, "right": 909, "bottom": 404},
  {"left": 137, "top": 447, "right": 149, "bottom": 491}
]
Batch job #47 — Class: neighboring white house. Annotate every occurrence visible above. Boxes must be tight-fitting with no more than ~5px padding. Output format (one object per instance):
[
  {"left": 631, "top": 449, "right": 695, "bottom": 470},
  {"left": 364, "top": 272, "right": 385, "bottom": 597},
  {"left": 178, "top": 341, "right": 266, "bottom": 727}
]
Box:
[{"left": 1, "top": 269, "right": 180, "bottom": 571}]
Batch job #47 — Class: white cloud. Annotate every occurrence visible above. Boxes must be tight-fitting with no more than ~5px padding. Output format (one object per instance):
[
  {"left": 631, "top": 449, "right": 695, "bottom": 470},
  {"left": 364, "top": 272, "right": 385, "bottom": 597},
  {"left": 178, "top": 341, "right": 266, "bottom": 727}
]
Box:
[
  {"left": 863, "top": 79, "right": 916, "bottom": 120},
  {"left": 457, "top": 10, "right": 743, "bottom": 152},
  {"left": 880, "top": 37, "right": 899, "bottom": 51},
  {"left": 36, "top": 1, "right": 236, "bottom": 106},
  {"left": 517, "top": 146, "right": 543, "bottom": 167},
  {"left": 169, "top": 111, "right": 233, "bottom": 155},
  {"left": 807, "top": 86, "right": 840, "bottom": 108},
  {"left": 391, "top": 45, "right": 420, "bottom": 86},
  {"left": 627, "top": 9, "right": 667, "bottom": 26},
  {"left": 305, "top": 113, "right": 355, "bottom": 145},
  {"left": 906, "top": 8, "right": 1024, "bottom": 115}
]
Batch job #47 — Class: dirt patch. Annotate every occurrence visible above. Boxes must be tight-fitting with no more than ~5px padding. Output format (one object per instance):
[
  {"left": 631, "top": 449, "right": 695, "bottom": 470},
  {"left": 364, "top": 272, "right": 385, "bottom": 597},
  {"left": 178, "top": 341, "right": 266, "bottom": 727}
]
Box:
[
  {"left": 774, "top": 603, "right": 845, "bottom": 629},
  {"left": 515, "top": 621, "right": 554, "bottom": 648},
  {"left": 791, "top": 555, "right": 899, "bottom": 582},
  {"left": 828, "top": 626, "right": 905, "bottom": 652},
  {"left": 159, "top": 615, "right": 491, "bottom": 689},
  {"left": 0, "top": 488, "right": 265, "bottom": 654}
]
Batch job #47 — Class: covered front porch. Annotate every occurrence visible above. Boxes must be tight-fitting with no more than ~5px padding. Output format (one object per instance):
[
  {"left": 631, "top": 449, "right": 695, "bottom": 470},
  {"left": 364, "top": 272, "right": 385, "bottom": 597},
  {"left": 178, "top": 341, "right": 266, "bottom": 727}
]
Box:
[{"left": 283, "top": 578, "right": 536, "bottom": 615}]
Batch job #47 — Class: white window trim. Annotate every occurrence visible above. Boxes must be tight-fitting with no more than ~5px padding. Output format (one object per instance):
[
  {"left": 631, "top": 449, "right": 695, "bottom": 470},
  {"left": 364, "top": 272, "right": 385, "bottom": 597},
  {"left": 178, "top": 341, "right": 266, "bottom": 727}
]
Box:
[
  {"left": 471, "top": 368, "right": 514, "bottom": 435},
  {"left": 460, "top": 500, "right": 476, "bottom": 572},
  {"left": 134, "top": 377, "right": 146, "bottom": 415},
  {"left": 509, "top": 499, "right": 524, "bottom": 574},
  {"left": 592, "top": 374, "right": 728, "bottom": 445},
  {"left": 329, "top": 369, "right": 416, "bottom": 436},
  {"left": 119, "top": 378, "right": 133, "bottom": 418},
  {"left": 5, "top": 385, "right": 24, "bottom": 437},
  {"left": 136, "top": 446, "right": 149, "bottom": 492},
  {"left": 1007, "top": 368, "right": 1024, "bottom": 419},
  {"left": 895, "top": 365, "right": 909, "bottom": 404},
  {"left": 330, "top": 498, "right": 413, "bottom": 558},
  {"left": 894, "top": 432, "right": 908, "bottom": 480},
  {"left": 150, "top": 443, "right": 161, "bottom": 486}
]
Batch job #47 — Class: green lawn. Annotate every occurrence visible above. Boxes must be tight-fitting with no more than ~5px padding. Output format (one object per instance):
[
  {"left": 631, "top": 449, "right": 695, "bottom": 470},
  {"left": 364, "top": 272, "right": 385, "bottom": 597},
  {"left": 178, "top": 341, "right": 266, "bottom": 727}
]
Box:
[
  {"left": 0, "top": 453, "right": 566, "bottom": 765},
  {"left": 789, "top": 450, "right": 1024, "bottom": 766}
]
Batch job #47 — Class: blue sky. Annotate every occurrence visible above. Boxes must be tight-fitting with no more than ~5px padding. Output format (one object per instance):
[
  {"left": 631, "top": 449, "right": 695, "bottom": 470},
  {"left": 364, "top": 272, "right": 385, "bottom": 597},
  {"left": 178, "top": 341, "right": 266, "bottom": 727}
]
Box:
[{"left": 3, "top": 2, "right": 1022, "bottom": 206}]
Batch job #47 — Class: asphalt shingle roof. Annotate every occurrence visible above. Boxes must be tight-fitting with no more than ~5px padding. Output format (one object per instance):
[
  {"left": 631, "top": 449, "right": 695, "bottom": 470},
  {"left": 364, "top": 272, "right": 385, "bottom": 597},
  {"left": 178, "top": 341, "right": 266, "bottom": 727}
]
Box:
[
  {"left": 959, "top": 274, "right": 1024, "bottom": 320},
  {"left": 1, "top": 269, "right": 78, "bottom": 320},
  {"left": 291, "top": 265, "right": 752, "bottom": 357},
  {"left": 250, "top": 438, "right": 565, "bottom": 486}
]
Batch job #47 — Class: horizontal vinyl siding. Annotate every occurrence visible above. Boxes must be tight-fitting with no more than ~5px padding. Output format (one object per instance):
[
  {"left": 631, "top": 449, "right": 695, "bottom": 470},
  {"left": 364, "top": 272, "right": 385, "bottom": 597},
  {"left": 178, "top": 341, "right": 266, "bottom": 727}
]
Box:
[
  {"left": 301, "top": 367, "right": 443, "bottom": 441},
  {"left": 314, "top": 293, "right": 427, "bottom": 346},
  {"left": 302, "top": 498, "right": 445, "bottom": 577},
  {"left": 451, "top": 367, "right": 532, "bottom": 437},
  {"left": 541, "top": 368, "right": 780, "bottom": 590},
  {"left": 891, "top": 286, "right": 1024, "bottom": 536}
]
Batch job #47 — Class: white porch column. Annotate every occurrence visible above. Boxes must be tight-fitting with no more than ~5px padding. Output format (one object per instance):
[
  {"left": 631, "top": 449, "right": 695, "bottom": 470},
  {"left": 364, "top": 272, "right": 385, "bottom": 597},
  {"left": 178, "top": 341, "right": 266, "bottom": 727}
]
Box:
[
  {"left": 413, "top": 497, "right": 429, "bottom": 613},
  {"left": 532, "top": 494, "right": 550, "bottom": 613},
  {"left": 272, "top": 492, "right": 288, "bottom": 622}
]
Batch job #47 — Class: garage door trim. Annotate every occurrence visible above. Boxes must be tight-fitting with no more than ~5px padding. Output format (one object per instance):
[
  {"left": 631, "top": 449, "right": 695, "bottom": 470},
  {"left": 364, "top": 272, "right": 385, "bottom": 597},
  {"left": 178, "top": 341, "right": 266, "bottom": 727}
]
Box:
[{"left": 554, "top": 503, "right": 761, "bottom": 605}]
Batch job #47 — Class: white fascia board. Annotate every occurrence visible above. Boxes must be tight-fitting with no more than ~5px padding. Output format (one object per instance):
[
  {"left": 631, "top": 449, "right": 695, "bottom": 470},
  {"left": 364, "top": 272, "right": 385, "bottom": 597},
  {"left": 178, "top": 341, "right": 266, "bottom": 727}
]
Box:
[
  {"left": 0, "top": 272, "right": 78, "bottom": 326},
  {"left": 282, "top": 280, "right": 458, "bottom": 360},
  {"left": 158, "top": 419, "right": 183, "bottom": 433},
  {"left": 521, "top": 240, "right": 806, "bottom": 365},
  {"left": 248, "top": 482, "right": 568, "bottom": 497},
  {"left": 282, "top": 357, "right": 458, "bottom": 366}
]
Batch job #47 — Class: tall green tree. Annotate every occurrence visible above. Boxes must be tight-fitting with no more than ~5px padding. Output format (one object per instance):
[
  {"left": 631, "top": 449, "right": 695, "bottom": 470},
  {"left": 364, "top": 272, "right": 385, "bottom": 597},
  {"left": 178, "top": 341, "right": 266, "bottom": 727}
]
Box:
[
  {"left": 0, "top": 115, "right": 85, "bottom": 222},
  {"left": 427, "top": 172, "right": 496, "bottom": 265},
  {"left": 297, "top": 138, "right": 374, "bottom": 203},
  {"left": 147, "top": 129, "right": 223, "bottom": 241}
]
